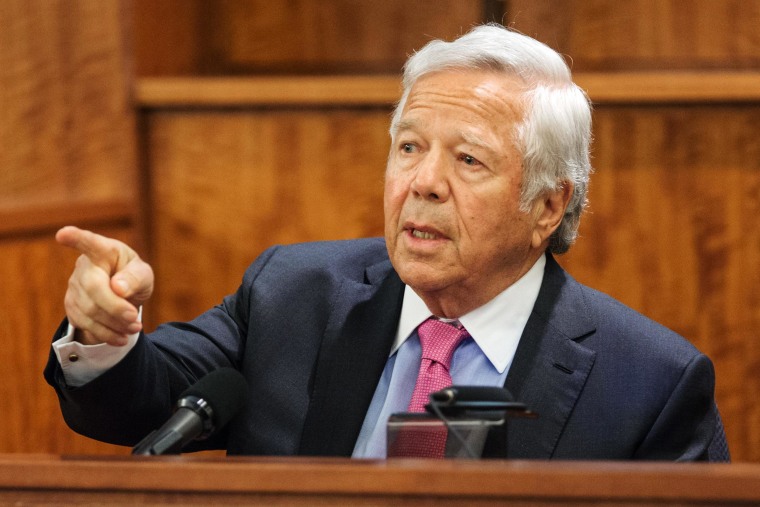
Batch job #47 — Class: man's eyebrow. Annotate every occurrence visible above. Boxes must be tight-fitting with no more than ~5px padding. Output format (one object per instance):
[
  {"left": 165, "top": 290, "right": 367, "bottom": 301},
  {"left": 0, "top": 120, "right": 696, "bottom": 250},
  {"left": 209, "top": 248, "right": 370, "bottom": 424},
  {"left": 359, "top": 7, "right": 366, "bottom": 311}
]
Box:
[
  {"left": 461, "top": 130, "right": 498, "bottom": 154},
  {"left": 391, "top": 119, "right": 418, "bottom": 137}
]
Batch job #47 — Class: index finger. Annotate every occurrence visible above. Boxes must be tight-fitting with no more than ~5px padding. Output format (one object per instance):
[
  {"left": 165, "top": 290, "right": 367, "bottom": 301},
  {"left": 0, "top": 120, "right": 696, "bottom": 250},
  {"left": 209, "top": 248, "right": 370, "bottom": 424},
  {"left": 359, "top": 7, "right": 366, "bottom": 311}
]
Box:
[
  {"left": 56, "top": 226, "right": 102, "bottom": 257},
  {"left": 56, "top": 226, "right": 129, "bottom": 273}
]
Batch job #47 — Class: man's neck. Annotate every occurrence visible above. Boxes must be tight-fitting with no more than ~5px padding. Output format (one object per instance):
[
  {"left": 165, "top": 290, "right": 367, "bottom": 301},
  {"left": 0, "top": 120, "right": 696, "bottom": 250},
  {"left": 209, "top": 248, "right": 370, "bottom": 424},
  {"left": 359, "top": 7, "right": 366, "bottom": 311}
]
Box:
[{"left": 415, "top": 251, "right": 546, "bottom": 318}]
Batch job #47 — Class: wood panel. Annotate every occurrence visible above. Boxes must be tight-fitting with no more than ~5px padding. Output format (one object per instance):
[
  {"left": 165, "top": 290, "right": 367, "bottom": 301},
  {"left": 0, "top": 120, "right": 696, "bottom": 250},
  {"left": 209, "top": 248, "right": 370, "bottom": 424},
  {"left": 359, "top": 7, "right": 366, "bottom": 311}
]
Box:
[
  {"left": 505, "top": 0, "right": 760, "bottom": 70},
  {"left": 146, "top": 110, "right": 389, "bottom": 324},
  {"left": 560, "top": 105, "right": 760, "bottom": 462},
  {"left": 1, "top": 455, "right": 760, "bottom": 505},
  {"left": 131, "top": 0, "right": 207, "bottom": 76},
  {"left": 0, "top": 0, "right": 140, "bottom": 454},
  {"left": 136, "top": 76, "right": 403, "bottom": 107},
  {"left": 133, "top": 0, "right": 486, "bottom": 75},
  {"left": 0, "top": 229, "right": 134, "bottom": 455},
  {"left": 0, "top": 0, "right": 138, "bottom": 209},
  {"left": 5, "top": 0, "right": 756, "bottom": 464},
  {"left": 133, "top": 0, "right": 760, "bottom": 75},
  {"left": 133, "top": 73, "right": 760, "bottom": 108},
  {"left": 207, "top": 0, "right": 484, "bottom": 73}
]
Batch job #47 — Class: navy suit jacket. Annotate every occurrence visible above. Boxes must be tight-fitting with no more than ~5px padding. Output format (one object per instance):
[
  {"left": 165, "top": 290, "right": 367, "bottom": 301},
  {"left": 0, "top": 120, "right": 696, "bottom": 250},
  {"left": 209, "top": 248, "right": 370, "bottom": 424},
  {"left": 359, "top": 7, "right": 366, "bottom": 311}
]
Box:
[{"left": 45, "top": 238, "right": 723, "bottom": 460}]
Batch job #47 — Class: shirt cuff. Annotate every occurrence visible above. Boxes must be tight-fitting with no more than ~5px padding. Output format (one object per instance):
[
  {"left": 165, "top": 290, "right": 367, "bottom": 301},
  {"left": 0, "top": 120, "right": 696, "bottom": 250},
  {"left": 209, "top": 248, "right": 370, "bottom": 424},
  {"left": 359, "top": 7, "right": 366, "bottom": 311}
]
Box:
[{"left": 52, "top": 310, "right": 141, "bottom": 387}]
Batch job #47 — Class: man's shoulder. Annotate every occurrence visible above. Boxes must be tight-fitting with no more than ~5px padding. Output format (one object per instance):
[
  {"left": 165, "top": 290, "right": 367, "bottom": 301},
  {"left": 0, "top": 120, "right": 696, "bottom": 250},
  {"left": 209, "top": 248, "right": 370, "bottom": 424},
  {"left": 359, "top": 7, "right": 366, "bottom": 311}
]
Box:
[
  {"left": 265, "top": 237, "right": 388, "bottom": 266},
  {"left": 546, "top": 256, "right": 701, "bottom": 359},
  {"left": 574, "top": 280, "right": 702, "bottom": 360},
  {"left": 245, "top": 237, "right": 390, "bottom": 282}
]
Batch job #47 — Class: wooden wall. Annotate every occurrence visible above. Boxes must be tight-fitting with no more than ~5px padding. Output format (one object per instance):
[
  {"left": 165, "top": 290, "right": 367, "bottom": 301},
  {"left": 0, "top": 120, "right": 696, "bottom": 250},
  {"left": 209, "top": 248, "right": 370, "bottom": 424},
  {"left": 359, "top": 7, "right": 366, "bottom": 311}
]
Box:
[
  {"left": 3, "top": 0, "right": 760, "bottom": 462},
  {"left": 0, "top": 0, "right": 140, "bottom": 454},
  {"left": 132, "top": 0, "right": 488, "bottom": 75}
]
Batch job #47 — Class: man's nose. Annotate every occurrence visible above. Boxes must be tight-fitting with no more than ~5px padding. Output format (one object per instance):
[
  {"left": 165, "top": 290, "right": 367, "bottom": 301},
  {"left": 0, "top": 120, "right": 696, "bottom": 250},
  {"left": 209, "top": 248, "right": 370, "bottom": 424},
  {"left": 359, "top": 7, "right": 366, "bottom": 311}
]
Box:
[{"left": 410, "top": 150, "right": 450, "bottom": 202}]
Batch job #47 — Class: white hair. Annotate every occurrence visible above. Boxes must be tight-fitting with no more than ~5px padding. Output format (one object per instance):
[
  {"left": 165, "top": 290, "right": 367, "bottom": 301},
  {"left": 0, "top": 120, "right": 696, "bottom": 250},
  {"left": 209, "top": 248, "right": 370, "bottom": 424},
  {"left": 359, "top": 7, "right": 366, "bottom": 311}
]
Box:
[{"left": 391, "top": 24, "right": 593, "bottom": 254}]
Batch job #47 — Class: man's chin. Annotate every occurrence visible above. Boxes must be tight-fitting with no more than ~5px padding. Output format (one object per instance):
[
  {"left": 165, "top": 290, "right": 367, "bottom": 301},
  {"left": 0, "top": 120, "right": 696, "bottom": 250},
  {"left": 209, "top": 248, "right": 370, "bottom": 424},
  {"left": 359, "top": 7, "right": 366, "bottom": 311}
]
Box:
[{"left": 394, "top": 266, "right": 453, "bottom": 293}]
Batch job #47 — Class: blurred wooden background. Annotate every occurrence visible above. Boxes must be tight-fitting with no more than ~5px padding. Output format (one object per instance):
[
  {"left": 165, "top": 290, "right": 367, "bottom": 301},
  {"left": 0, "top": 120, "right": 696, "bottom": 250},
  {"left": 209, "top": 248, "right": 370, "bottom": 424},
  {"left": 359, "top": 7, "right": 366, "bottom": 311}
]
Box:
[{"left": 1, "top": 0, "right": 759, "bottom": 460}]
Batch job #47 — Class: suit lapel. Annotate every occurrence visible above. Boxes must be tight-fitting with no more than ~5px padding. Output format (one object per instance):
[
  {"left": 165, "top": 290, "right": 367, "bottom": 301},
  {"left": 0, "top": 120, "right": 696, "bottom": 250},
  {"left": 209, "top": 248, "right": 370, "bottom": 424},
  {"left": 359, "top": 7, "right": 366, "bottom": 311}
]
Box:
[
  {"left": 486, "top": 254, "right": 597, "bottom": 459},
  {"left": 298, "top": 259, "right": 405, "bottom": 456},
  {"left": 298, "top": 253, "right": 596, "bottom": 458}
]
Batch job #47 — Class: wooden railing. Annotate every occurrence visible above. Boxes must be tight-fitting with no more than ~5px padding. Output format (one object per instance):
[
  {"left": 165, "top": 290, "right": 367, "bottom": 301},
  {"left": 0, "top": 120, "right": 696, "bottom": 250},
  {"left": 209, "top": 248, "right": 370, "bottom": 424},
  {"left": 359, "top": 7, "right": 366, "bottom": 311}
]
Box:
[
  {"left": 134, "top": 72, "right": 760, "bottom": 107},
  {"left": 0, "top": 455, "right": 758, "bottom": 505}
]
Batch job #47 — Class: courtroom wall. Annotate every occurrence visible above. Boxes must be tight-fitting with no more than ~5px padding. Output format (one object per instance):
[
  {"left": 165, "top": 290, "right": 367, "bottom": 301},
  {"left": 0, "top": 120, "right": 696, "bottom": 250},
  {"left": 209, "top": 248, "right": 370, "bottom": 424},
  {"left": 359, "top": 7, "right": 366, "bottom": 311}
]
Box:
[
  {"left": 0, "top": 0, "right": 140, "bottom": 454},
  {"left": 2, "top": 0, "right": 759, "bottom": 461}
]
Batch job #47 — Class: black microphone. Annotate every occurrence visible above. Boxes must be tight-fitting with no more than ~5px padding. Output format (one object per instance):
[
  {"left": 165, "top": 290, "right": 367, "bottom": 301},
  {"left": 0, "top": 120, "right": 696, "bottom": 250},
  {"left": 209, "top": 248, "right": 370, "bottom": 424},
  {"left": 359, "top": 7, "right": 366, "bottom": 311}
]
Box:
[
  {"left": 427, "top": 385, "right": 535, "bottom": 418},
  {"left": 132, "top": 367, "right": 248, "bottom": 456},
  {"left": 424, "top": 386, "right": 536, "bottom": 459},
  {"left": 430, "top": 385, "right": 514, "bottom": 406}
]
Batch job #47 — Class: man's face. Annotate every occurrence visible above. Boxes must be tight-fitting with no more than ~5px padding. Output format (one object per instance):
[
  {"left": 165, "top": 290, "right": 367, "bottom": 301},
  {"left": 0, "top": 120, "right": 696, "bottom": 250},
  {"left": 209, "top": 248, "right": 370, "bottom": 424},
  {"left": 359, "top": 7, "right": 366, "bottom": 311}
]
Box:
[{"left": 384, "top": 70, "right": 546, "bottom": 317}]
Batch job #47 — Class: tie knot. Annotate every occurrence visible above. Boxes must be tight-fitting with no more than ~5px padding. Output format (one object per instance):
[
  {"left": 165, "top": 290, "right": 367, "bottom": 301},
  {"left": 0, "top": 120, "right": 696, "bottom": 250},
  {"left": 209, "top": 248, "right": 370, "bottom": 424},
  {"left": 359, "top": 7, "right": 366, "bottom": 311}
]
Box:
[{"left": 417, "top": 318, "right": 469, "bottom": 369}]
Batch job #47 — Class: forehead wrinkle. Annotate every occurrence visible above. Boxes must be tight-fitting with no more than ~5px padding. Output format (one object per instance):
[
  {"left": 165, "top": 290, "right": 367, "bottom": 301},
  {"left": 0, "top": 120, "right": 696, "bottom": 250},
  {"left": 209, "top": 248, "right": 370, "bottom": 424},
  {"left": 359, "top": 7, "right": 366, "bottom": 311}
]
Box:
[
  {"left": 411, "top": 75, "right": 524, "bottom": 123},
  {"left": 394, "top": 74, "right": 524, "bottom": 156},
  {"left": 414, "top": 87, "right": 521, "bottom": 129}
]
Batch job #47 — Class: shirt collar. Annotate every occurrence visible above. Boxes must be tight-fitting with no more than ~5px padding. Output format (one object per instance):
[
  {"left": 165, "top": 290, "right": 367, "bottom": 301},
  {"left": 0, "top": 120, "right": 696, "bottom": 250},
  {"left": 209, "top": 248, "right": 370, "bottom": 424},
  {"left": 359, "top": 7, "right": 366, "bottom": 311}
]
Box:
[{"left": 390, "top": 254, "right": 546, "bottom": 373}]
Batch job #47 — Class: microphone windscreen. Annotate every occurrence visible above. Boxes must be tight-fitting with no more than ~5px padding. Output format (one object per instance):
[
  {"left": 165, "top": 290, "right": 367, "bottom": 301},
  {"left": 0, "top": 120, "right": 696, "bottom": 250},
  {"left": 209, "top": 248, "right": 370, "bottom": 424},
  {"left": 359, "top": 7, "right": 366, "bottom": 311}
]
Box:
[{"left": 181, "top": 367, "right": 249, "bottom": 428}]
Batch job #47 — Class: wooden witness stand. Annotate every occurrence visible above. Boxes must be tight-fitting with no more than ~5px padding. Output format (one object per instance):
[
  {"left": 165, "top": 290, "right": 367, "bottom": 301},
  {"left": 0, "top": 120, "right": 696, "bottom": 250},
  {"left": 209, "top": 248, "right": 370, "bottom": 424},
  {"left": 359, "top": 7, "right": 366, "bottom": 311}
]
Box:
[{"left": 0, "top": 455, "right": 759, "bottom": 505}]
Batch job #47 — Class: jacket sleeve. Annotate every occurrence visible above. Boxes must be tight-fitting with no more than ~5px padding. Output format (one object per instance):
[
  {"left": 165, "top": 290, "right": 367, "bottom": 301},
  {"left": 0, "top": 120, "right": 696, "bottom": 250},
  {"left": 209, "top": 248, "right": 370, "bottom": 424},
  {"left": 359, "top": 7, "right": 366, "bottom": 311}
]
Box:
[{"left": 42, "top": 245, "right": 281, "bottom": 448}]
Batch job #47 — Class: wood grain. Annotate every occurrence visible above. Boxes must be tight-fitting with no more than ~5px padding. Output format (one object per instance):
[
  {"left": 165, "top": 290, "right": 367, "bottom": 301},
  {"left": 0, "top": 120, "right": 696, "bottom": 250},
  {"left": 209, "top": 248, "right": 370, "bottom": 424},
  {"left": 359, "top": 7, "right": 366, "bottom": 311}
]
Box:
[
  {"left": 0, "top": 200, "right": 134, "bottom": 239},
  {"left": 0, "top": 0, "right": 138, "bottom": 209},
  {"left": 132, "top": 0, "right": 206, "bottom": 76},
  {"left": 133, "top": 0, "right": 485, "bottom": 76},
  {"left": 145, "top": 110, "right": 389, "bottom": 325},
  {"left": 0, "top": 455, "right": 759, "bottom": 505},
  {"left": 0, "top": 230, "right": 134, "bottom": 455},
  {"left": 136, "top": 76, "right": 403, "bottom": 107},
  {"left": 133, "top": 0, "right": 760, "bottom": 75},
  {"left": 0, "top": 0, "right": 140, "bottom": 454},
  {"left": 506, "top": 0, "right": 760, "bottom": 71},
  {"left": 134, "top": 73, "right": 760, "bottom": 108},
  {"left": 209, "top": 0, "right": 483, "bottom": 73}
]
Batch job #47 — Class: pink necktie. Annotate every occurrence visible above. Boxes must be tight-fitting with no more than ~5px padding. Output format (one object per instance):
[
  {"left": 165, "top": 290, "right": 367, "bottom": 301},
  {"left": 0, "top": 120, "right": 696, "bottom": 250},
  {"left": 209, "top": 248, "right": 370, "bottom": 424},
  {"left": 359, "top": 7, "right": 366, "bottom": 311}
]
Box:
[
  {"left": 408, "top": 318, "right": 469, "bottom": 412},
  {"left": 393, "top": 318, "right": 469, "bottom": 458}
]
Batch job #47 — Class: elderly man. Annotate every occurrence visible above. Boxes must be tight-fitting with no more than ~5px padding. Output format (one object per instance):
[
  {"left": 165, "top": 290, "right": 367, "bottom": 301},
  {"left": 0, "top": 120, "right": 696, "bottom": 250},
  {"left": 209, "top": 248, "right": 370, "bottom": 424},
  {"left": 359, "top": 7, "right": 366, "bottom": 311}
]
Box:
[{"left": 45, "top": 24, "right": 726, "bottom": 460}]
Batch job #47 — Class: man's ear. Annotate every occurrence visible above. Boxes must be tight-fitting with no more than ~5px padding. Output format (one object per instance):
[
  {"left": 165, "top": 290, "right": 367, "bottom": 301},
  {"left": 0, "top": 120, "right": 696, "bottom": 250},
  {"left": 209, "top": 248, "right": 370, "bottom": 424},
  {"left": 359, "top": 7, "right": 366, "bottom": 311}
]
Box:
[{"left": 531, "top": 181, "right": 574, "bottom": 249}]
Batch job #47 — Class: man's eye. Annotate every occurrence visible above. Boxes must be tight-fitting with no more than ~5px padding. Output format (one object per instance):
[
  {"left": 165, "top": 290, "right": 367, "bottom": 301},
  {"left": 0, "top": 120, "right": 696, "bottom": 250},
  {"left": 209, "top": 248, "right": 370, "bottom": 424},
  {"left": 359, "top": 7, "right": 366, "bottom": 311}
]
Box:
[
  {"left": 460, "top": 153, "right": 481, "bottom": 166},
  {"left": 401, "top": 143, "right": 416, "bottom": 153}
]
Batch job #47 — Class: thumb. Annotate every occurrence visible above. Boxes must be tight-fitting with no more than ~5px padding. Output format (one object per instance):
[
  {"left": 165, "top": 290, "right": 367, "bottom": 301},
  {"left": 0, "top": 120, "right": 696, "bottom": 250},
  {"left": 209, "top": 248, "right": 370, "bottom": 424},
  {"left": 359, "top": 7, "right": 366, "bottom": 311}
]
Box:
[{"left": 110, "top": 255, "right": 155, "bottom": 307}]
